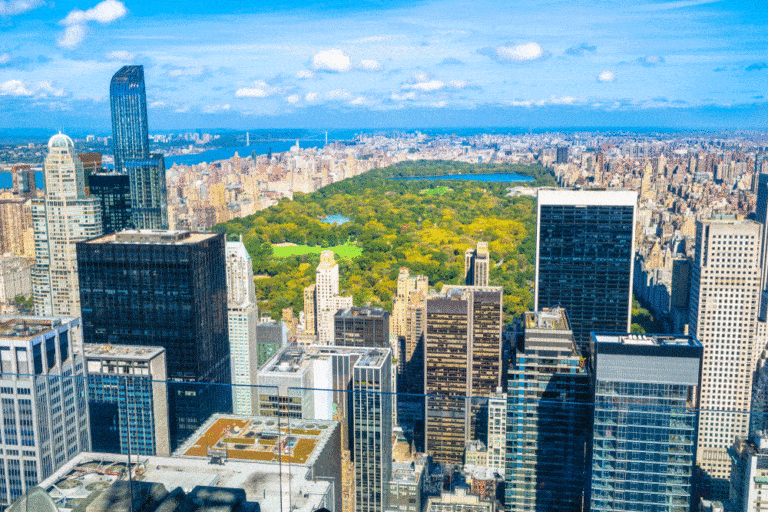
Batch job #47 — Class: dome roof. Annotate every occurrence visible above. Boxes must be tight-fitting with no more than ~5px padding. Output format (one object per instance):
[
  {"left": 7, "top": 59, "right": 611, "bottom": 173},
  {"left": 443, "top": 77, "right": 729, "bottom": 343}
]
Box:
[{"left": 47, "top": 132, "right": 74, "bottom": 149}]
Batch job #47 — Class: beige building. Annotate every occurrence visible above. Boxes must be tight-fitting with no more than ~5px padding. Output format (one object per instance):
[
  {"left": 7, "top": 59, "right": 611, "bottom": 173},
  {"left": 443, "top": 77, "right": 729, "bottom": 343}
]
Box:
[
  {"left": 314, "top": 251, "right": 352, "bottom": 345},
  {"left": 464, "top": 242, "right": 490, "bottom": 287},
  {"left": 0, "top": 198, "right": 34, "bottom": 258},
  {"left": 689, "top": 218, "right": 762, "bottom": 500}
]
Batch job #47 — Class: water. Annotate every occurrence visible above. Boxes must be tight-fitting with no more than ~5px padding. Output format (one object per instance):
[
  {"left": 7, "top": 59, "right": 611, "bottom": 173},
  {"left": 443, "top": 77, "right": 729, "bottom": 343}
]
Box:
[
  {"left": 321, "top": 214, "right": 351, "bottom": 225},
  {"left": 393, "top": 172, "right": 534, "bottom": 183},
  {"left": 0, "top": 170, "right": 45, "bottom": 190}
]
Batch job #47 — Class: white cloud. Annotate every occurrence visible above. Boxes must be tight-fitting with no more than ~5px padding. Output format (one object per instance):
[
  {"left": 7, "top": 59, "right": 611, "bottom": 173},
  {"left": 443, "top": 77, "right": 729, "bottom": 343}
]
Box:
[
  {"left": 235, "top": 80, "right": 274, "bottom": 98},
  {"left": 0, "top": 53, "right": 10, "bottom": 65},
  {"left": 448, "top": 80, "right": 469, "bottom": 89},
  {"left": 168, "top": 67, "right": 205, "bottom": 78},
  {"left": 312, "top": 49, "right": 352, "bottom": 73},
  {"left": 549, "top": 96, "right": 579, "bottom": 105},
  {"left": 36, "top": 81, "right": 66, "bottom": 98},
  {"left": 296, "top": 70, "right": 315, "bottom": 79},
  {"left": 327, "top": 89, "right": 353, "bottom": 100},
  {"left": 432, "top": 101, "right": 447, "bottom": 108},
  {"left": 358, "top": 59, "right": 383, "bottom": 72},
  {"left": 174, "top": 106, "right": 189, "bottom": 113},
  {"left": 286, "top": 94, "right": 300, "bottom": 104},
  {"left": 413, "top": 71, "right": 430, "bottom": 82},
  {"left": 350, "top": 96, "right": 367, "bottom": 105},
  {"left": 492, "top": 42, "right": 546, "bottom": 62},
  {"left": 106, "top": 50, "right": 134, "bottom": 61},
  {"left": 391, "top": 91, "right": 417, "bottom": 101},
  {"left": 598, "top": 70, "right": 616, "bottom": 82},
  {"left": 403, "top": 79, "right": 445, "bottom": 92},
  {"left": 305, "top": 92, "right": 319, "bottom": 102},
  {"left": 58, "top": 0, "right": 127, "bottom": 49},
  {"left": 0, "top": 80, "right": 33, "bottom": 97},
  {"left": 149, "top": 101, "right": 166, "bottom": 108},
  {"left": 0, "top": 0, "right": 44, "bottom": 16},
  {"left": 0, "top": 79, "right": 66, "bottom": 98}
]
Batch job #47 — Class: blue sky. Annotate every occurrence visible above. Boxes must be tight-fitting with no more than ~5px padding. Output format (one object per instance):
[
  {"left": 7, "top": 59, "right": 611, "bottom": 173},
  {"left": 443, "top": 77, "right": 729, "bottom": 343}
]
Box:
[{"left": 0, "top": 0, "right": 766, "bottom": 131}]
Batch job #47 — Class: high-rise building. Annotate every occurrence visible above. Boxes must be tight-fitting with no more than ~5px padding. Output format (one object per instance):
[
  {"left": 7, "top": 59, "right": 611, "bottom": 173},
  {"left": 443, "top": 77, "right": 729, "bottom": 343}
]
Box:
[
  {"left": 314, "top": 251, "right": 353, "bottom": 345},
  {"left": 334, "top": 306, "right": 390, "bottom": 348},
  {"left": 88, "top": 172, "right": 132, "bottom": 234},
  {"left": 589, "top": 332, "right": 702, "bottom": 512},
  {"left": 32, "top": 133, "right": 103, "bottom": 317},
  {"left": 486, "top": 388, "right": 506, "bottom": 475},
  {"left": 535, "top": 189, "right": 637, "bottom": 354},
  {"left": 425, "top": 285, "right": 503, "bottom": 464},
  {"left": 391, "top": 268, "right": 428, "bottom": 396},
  {"left": 110, "top": 65, "right": 167, "bottom": 230},
  {"left": 556, "top": 145, "right": 569, "bottom": 164},
  {"left": 731, "top": 433, "right": 768, "bottom": 512},
  {"left": 689, "top": 218, "right": 762, "bottom": 499},
  {"left": 754, "top": 171, "right": 768, "bottom": 319},
  {"left": 0, "top": 256, "right": 32, "bottom": 304},
  {"left": 255, "top": 319, "right": 287, "bottom": 367},
  {"left": 304, "top": 283, "right": 317, "bottom": 337},
  {"left": 225, "top": 240, "right": 258, "bottom": 415},
  {"left": 464, "top": 242, "right": 490, "bottom": 287},
  {"left": 84, "top": 343, "right": 170, "bottom": 457},
  {"left": 0, "top": 198, "right": 34, "bottom": 258},
  {"left": 353, "top": 348, "right": 392, "bottom": 512},
  {"left": 76, "top": 230, "right": 231, "bottom": 450},
  {"left": 505, "top": 308, "right": 590, "bottom": 512},
  {"left": 0, "top": 316, "right": 90, "bottom": 506},
  {"left": 11, "top": 164, "right": 35, "bottom": 198},
  {"left": 78, "top": 152, "right": 102, "bottom": 188}
]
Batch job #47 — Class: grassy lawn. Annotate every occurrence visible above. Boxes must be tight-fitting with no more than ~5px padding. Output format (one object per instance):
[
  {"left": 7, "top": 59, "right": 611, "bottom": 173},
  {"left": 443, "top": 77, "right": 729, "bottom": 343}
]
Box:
[
  {"left": 272, "top": 242, "right": 362, "bottom": 259},
  {"left": 420, "top": 186, "right": 453, "bottom": 196}
]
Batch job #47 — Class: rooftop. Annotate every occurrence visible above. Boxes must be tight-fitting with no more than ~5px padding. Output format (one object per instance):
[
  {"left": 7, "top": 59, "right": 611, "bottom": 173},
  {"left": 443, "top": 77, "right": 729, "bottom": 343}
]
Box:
[
  {"left": 537, "top": 188, "right": 638, "bottom": 206},
  {"left": 593, "top": 332, "right": 701, "bottom": 348},
  {"left": 83, "top": 344, "right": 165, "bottom": 361},
  {"left": 334, "top": 306, "right": 388, "bottom": 319},
  {"left": 0, "top": 317, "right": 70, "bottom": 340},
  {"left": 524, "top": 308, "right": 569, "bottom": 331},
  {"left": 354, "top": 348, "right": 390, "bottom": 369},
  {"left": 85, "top": 230, "right": 217, "bottom": 245}
]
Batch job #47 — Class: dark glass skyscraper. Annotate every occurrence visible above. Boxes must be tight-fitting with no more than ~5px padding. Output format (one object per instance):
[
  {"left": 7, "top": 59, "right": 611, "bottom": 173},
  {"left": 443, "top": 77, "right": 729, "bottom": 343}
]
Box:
[
  {"left": 110, "top": 65, "right": 168, "bottom": 230},
  {"left": 76, "top": 230, "right": 231, "bottom": 450},
  {"left": 535, "top": 189, "right": 637, "bottom": 355},
  {"left": 88, "top": 172, "right": 132, "bottom": 234}
]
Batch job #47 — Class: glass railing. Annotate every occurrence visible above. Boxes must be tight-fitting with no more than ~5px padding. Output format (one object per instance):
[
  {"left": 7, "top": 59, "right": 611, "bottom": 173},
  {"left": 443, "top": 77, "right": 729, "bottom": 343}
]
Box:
[{"left": 1, "top": 369, "right": 764, "bottom": 512}]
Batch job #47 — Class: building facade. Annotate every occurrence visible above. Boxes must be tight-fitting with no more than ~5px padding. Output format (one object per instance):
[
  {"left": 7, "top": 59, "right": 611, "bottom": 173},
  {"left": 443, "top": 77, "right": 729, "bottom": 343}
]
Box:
[
  {"left": 314, "top": 251, "right": 353, "bottom": 345},
  {"left": 0, "top": 256, "right": 32, "bottom": 304},
  {"left": 76, "top": 230, "right": 231, "bottom": 450},
  {"left": 535, "top": 189, "right": 637, "bottom": 354},
  {"left": 590, "top": 332, "right": 702, "bottom": 512},
  {"left": 335, "top": 307, "right": 390, "bottom": 348},
  {"left": 464, "top": 242, "right": 490, "bottom": 287},
  {"left": 88, "top": 172, "right": 132, "bottom": 235},
  {"left": 0, "top": 316, "right": 90, "bottom": 505}
]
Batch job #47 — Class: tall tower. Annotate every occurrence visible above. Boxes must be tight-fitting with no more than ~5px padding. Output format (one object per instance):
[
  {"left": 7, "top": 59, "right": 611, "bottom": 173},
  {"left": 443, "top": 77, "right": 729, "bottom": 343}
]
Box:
[
  {"left": 110, "top": 65, "right": 167, "bottom": 230},
  {"left": 689, "top": 218, "right": 762, "bottom": 500},
  {"left": 464, "top": 242, "right": 490, "bottom": 287},
  {"left": 589, "top": 332, "right": 702, "bottom": 512},
  {"left": 226, "top": 240, "right": 259, "bottom": 415},
  {"left": 424, "top": 285, "right": 503, "bottom": 464},
  {"left": 77, "top": 230, "right": 231, "bottom": 450},
  {"left": 353, "top": 348, "right": 392, "bottom": 512},
  {"left": 315, "top": 251, "right": 353, "bottom": 345},
  {"left": 535, "top": 189, "right": 637, "bottom": 355},
  {"left": 754, "top": 170, "right": 768, "bottom": 319},
  {"left": 32, "top": 133, "right": 103, "bottom": 317}
]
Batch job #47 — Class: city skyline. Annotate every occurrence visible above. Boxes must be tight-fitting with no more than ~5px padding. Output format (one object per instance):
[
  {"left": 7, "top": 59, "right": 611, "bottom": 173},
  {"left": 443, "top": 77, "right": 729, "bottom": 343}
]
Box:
[{"left": 0, "top": 0, "right": 767, "bottom": 130}]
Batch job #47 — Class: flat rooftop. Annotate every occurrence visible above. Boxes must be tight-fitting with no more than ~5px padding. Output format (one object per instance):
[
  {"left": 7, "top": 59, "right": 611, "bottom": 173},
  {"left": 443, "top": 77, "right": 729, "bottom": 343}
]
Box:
[
  {"left": 83, "top": 343, "right": 165, "bottom": 361},
  {"left": 261, "top": 346, "right": 309, "bottom": 374},
  {"left": 84, "top": 230, "right": 217, "bottom": 245},
  {"left": 354, "top": 348, "right": 390, "bottom": 369},
  {"left": 334, "top": 306, "right": 388, "bottom": 319},
  {"left": 0, "top": 316, "right": 71, "bottom": 340},
  {"left": 593, "top": 333, "right": 701, "bottom": 348},
  {"left": 537, "top": 188, "right": 637, "bottom": 206},
  {"left": 524, "top": 308, "right": 569, "bottom": 331}
]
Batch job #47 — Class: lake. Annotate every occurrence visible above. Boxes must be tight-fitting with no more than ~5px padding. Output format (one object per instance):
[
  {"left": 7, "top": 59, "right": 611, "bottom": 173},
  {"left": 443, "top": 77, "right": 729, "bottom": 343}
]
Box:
[
  {"left": 0, "top": 170, "right": 45, "bottom": 190},
  {"left": 322, "top": 214, "right": 351, "bottom": 225},
  {"left": 393, "top": 173, "right": 534, "bottom": 183}
]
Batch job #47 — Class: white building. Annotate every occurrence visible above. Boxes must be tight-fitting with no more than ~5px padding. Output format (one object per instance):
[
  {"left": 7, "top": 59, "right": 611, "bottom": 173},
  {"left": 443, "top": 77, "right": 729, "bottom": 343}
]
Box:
[
  {"left": 0, "top": 316, "right": 90, "bottom": 505},
  {"left": 689, "top": 218, "right": 763, "bottom": 499},
  {"left": 32, "top": 133, "right": 102, "bottom": 317},
  {"left": 225, "top": 240, "right": 258, "bottom": 415},
  {"left": 0, "top": 255, "right": 32, "bottom": 303},
  {"left": 315, "top": 250, "right": 353, "bottom": 345},
  {"left": 486, "top": 389, "right": 507, "bottom": 474}
]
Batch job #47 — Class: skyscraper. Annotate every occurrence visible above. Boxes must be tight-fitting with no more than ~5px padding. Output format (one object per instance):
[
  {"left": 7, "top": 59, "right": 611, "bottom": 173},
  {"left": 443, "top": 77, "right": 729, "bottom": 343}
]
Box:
[
  {"left": 77, "top": 230, "right": 231, "bottom": 450},
  {"left": 464, "top": 242, "right": 490, "bottom": 287},
  {"left": 88, "top": 172, "right": 132, "bottom": 234},
  {"left": 425, "top": 285, "right": 503, "bottom": 464},
  {"left": 353, "top": 348, "right": 392, "bottom": 512},
  {"left": 505, "top": 308, "right": 590, "bottom": 512},
  {"left": 110, "top": 65, "right": 168, "bottom": 230},
  {"left": 225, "top": 240, "right": 258, "bottom": 415},
  {"left": 589, "top": 332, "right": 702, "bottom": 512},
  {"left": 689, "top": 218, "right": 762, "bottom": 499},
  {"left": 535, "top": 189, "right": 637, "bottom": 354},
  {"left": 391, "top": 268, "right": 428, "bottom": 397},
  {"left": 32, "top": 133, "right": 103, "bottom": 317},
  {"left": 313, "top": 251, "right": 353, "bottom": 345},
  {"left": 754, "top": 171, "right": 768, "bottom": 319},
  {"left": 11, "top": 164, "right": 35, "bottom": 199},
  {"left": 334, "top": 306, "right": 390, "bottom": 348}
]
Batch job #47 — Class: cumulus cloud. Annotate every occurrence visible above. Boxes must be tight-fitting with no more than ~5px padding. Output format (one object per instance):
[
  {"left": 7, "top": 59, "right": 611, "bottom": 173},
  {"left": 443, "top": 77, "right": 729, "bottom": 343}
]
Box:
[
  {"left": 106, "top": 50, "right": 134, "bottom": 61},
  {"left": 0, "top": 53, "right": 10, "bottom": 65},
  {"left": 357, "top": 59, "right": 383, "bottom": 72},
  {"left": 391, "top": 91, "right": 417, "bottom": 101},
  {"left": 480, "top": 42, "right": 549, "bottom": 63},
  {"left": 327, "top": 89, "right": 353, "bottom": 100},
  {"left": 296, "top": 70, "right": 315, "bottom": 79},
  {"left": 58, "top": 0, "right": 127, "bottom": 49},
  {"left": 565, "top": 43, "right": 597, "bottom": 56},
  {"left": 312, "top": 49, "right": 352, "bottom": 73},
  {"left": 0, "top": 79, "right": 32, "bottom": 96},
  {"left": 439, "top": 57, "right": 464, "bottom": 66},
  {"left": 36, "top": 81, "right": 66, "bottom": 97},
  {"left": 305, "top": 92, "right": 319, "bottom": 102},
  {"left": 403, "top": 79, "right": 445, "bottom": 92},
  {"left": 598, "top": 70, "right": 616, "bottom": 82},
  {"left": 639, "top": 55, "right": 664, "bottom": 66},
  {"left": 0, "top": 79, "right": 65, "bottom": 98},
  {"left": 349, "top": 96, "right": 367, "bottom": 105},
  {"left": 0, "top": 0, "right": 44, "bottom": 16},
  {"left": 235, "top": 80, "right": 276, "bottom": 98},
  {"left": 286, "top": 94, "right": 300, "bottom": 104},
  {"left": 746, "top": 62, "right": 768, "bottom": 71}
]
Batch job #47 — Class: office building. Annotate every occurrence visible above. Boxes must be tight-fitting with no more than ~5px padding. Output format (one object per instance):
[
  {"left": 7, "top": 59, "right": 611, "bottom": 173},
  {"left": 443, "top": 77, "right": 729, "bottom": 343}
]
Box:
[
  {"left": 388, "top": 459, "right": 426, "bottom": 512},
  {"left": 689, "top": 218, "right": 763, "bottom": 499},
  {"left": 77, "top": 230, "right": 231, "bottom": 450},
  {"left": 353, "top": 348, "right": 392, "bottom": 512},
  {"left": 335, "top": 306, "right": 390, "bottom": 348},
  {"left": 32, "top": 133, "right": 103, "bottom": 317},
  {"left": 304, "top": 283, "right": 317, "bottom": 337},
  {"left": 425, "top": 285, "right": 503, "bottom": 464},
  {"left": 590, "top": 332, "right": 702, "bottom": 512},
  {"left": 110, "top": 65, "right": 167, "bottom": 229},
  {"left": 485, "top": 389, "right": 506, "bottom": 475},
  {"left": 464, "top": 242, "right": 490, "bottom": 287},
  {"left": 77, "top": 152, "right": 102, "bottom": 187},
  {"left": 505, "top": 308, "right": 590, "bottom": 512},
  {"left": 11, "top": 164, "right": 35, "bottom": 198},
  {"left": 732, "top": 433, "right": 768, "bottom": 512},
  {"left": 391, "top": 268, "right": 428, "bottom": 399},
  {"left": 535, "top": 189, "right": 637, "bottom": 354},
  {"left": 88, "top": 172, "right": 132, "bottom": 234},
  {"left": 226, "top": 240, "right": 259, "bottom": 415},
  {"left": 0, "top": 255, "right": 32, "bottom": 304},
  {"left": 755, "top": 171, "right": 768, "bottom": 319},
  {"left": 84, "top": 343, "right": 170, "bottom": 457},
  {"left": 0, "top": 316, "right": 90, "bottom": 505},
  {"left": 556, "top": 145, "right": 569, "bottom": 164},
  {"left": 0, "top": 198, "right": 34, "bottom": 258},
  {"left": 313, "top": 251, "right": 353, "bottom": 345},
  {"left": 255, "top": 319, "right": 287, "bottom": 367},
  {"left": 426, "top": 487, "right": 495, "bottom": 512}
]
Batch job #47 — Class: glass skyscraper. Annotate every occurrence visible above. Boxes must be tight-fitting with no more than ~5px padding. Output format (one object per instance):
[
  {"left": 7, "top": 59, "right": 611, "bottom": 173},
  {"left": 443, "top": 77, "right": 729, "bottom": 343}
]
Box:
[
  {"left": 88, "top": 172, "right": 132, "bottom": 234},
  {"left": 589, "top": 332, "right": 702, "bottom": 512},
  {"left": 535, "top": 189, "right": 637, "bottom": 355},
  {"left": 110, "top": 65, "right": 168, "bottom": 230}
]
